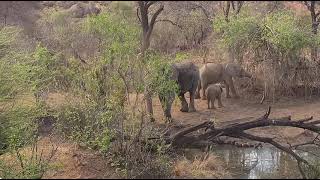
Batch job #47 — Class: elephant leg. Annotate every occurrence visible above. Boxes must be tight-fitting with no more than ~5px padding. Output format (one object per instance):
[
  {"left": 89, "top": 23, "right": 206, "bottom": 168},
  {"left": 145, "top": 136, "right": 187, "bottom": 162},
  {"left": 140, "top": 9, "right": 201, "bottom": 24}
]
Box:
[
  {"left": 189, "top": 91, "right": 196, "bottom": 112},
  {"left": 211, "top": 97, "right": 216, "bottom": 109},
  {"left": 201, "top": 83, "right": 207, "bottom": 100},
  {"left": 228, "top": 78, "right": 240, "bottom": 98},
  {"left": 224, "top": 80, "right": 231, "bottom": 98},
  {"left": 179, "top": 92, "right": 189, "bottom": 112},
  {"left": 195, "top": 80, "right": 201, "bottom": 99},
  {"left": 218, "top": 95, "right": 223, "bottom": 108}
]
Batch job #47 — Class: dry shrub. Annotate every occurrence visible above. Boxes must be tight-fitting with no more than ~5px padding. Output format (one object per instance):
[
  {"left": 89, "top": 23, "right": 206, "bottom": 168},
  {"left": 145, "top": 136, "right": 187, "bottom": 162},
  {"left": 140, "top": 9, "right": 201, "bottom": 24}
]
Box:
[
  {"left": 151, "top": 6, "right": 212, "bottom": 54},
  {"left": 174, "top": 153, "right": 230, "bottom": 179},
  {"left": 236, "top": 55, "right": 320, "bottom": 102}
]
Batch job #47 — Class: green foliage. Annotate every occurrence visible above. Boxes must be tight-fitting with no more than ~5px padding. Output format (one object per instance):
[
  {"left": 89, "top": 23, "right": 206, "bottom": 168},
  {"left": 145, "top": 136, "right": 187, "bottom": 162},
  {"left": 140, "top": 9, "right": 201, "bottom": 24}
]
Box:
[
  {"left": 55, "top": 105, "right": 113, "bottom": 152},
  {"left": 50, "top": 12, "right": 141, "bottom": 153},
  {"left": 213, "top": 10, "right": 316, "bottom": 59},
  {"left": 213, "top": 10, "right": 259, "bottom": 49},
  {"left": 262, "top": 11, "right": 312, "bottom": 53},
  {"left": 31, "top": 44, "right": 67, "bottom": 95},
  {"left": 175, "top": 52, "right": 190, "bottom": 62},
  {"left": 0, "top": 26, "right": 54, "bottom": 179},
  {"left": 0, "top": 135, "right": 56, "bottom": 179},
  {"left": 0, "top": 27, "right": 32, "bottom": 102},
  {"left": 146, "top": 52, "right": 179, "bottom": 97},
  {"left": 0, "top": 26, "right": 20, "bottom": 58},
  {"left": 85, "top": 12, "right": 139, "bottom": 61},
  {"left": 0, "top": 106, "right": 42, "bottom": 154}
]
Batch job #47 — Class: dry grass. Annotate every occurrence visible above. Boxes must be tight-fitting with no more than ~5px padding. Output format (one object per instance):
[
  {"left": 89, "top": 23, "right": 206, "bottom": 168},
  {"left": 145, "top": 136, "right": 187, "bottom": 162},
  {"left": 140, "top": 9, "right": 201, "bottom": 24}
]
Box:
[
  {"left": 0, "top": 137, "right": 119, "bottom": 179},
  {"left": 174, "top": 153, "right": 230, "bottom": 179}
]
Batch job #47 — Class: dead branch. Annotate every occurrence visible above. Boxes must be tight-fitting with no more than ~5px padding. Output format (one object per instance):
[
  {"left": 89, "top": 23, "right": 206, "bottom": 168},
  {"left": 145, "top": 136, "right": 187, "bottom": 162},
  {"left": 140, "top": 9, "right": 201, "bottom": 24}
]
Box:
[
  {"left": 171, "top": 121, "right": 213, "bottom": 142},
  {"left": 147, "top": 4, "right": 164, "bottom": 39},
  {"left": 146, "top": 1, "right": 156, "bottom": 9},
  {"left": 161, "top": 106, "right": 320, "bottom": 177},
  {"left": 291, "top": 134, "right": 320, "bottom": 149},
  {"left": 236, "top": 1, "right": 243, "bottom": 14},
  {"left": 155, "top": 19, "right": 183, "bottom": 29},
  {"left": 136, "top": 7, "right": 141, "bottom": 23},
  {"left": 189, "top": 2, "right": 213, "bottom": 22}
]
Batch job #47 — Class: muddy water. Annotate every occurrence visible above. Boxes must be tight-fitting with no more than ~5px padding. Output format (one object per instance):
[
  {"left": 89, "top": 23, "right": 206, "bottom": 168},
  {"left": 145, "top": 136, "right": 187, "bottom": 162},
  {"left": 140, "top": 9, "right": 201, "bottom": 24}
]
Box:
[{"left": 213, "top": 145, "right": 316, "bottom": 179}]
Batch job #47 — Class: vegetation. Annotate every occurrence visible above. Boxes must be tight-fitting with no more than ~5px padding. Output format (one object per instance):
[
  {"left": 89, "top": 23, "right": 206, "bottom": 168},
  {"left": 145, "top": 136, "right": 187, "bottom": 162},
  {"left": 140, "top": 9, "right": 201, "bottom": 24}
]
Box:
[{"left": 0, "top": 1, "right": 320, "bottom": 179}]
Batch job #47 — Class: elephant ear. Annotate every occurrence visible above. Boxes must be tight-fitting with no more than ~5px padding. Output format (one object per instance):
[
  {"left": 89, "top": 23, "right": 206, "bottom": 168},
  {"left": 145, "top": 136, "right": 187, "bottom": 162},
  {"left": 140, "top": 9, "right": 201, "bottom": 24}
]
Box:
[
  {"left": 225, "top": 63, "right": 240, "bottom": 77},
  {"left": 171, "top": 64, "right": 179, "bottom": 81}
]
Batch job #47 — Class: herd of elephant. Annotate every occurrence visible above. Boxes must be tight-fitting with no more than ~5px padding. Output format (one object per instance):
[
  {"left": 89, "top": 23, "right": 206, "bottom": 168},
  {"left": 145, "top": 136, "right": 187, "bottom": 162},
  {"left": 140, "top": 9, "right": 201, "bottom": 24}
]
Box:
[{"left": 156, "top": 61, "right": 252, "bottom": 122}]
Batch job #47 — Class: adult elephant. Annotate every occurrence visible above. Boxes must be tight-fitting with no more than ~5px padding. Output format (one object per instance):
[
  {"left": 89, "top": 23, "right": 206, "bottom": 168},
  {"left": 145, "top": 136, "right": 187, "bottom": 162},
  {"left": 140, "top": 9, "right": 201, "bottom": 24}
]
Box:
[
  {"left": 158, "top": 62, "right": 199, "bottom": 122},
  {"left": 195, "top": 62, "right": 252, "bottom": 100}
]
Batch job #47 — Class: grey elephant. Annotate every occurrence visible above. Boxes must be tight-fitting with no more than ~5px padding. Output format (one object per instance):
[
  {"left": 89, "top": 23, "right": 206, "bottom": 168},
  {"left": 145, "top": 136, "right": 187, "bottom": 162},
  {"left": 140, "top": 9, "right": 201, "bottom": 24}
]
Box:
[
  {"left": 158, "top": 62, "right": 199, "bottom": 122},
  {"left": 195, "top": 63, "right": 252, "bottom": 100},
  {"left": 205, "top": 83, "right": 224, "bottom": 109}
]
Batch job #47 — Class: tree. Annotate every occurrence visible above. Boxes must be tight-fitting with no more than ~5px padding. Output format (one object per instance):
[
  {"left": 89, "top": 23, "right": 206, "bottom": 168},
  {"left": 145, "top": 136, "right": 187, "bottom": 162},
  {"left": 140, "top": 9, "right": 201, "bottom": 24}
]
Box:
[
  {"left": 220, "top": 1, "right": 244, "bottom": 62},
  {"left": 136, "top": 1, "right": 164, "bottom": 121},
  {"left": 137, "top": 1, "right": 164, "bottom": 54},
  {"left": 303, "top": 1, "right": 320, "bottom": 63}
]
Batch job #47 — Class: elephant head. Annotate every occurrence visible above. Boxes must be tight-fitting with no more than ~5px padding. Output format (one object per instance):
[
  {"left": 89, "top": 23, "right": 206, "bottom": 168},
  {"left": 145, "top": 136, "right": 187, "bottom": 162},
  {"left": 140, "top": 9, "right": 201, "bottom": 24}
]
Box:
[
  {"left": 225, "top": 63, "right": 252, "bottom": 78},
  {"left": 216, "top": 83, "right": 225, "bottom": 92}
]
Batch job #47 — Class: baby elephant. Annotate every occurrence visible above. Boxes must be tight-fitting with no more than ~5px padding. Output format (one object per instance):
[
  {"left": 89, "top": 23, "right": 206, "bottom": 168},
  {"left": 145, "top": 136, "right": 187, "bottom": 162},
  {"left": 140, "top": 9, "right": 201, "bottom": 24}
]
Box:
[{"left": 205, "top": 83, "right": 224, "bottom": 109}]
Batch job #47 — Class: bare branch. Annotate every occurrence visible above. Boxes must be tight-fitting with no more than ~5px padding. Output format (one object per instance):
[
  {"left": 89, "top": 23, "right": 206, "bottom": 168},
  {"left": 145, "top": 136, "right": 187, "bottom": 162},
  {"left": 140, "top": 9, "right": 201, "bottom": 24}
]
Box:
[
  {"left": 72, "top": 48, "right": 87, "bottom": 64},
  {"left": 171, "top": 121, "right": 213, "bottom": 142},
  {"left": 146, "top": 4, "right": 164, "bottom": 39},
  {"left": 189, "top": 2, "right": 213, "bottom": 22},
  {"left": 146, "top": 1, "right": 156, "bottom": 9},
  {"left": 136, "top": 7, "right": 141, "bottom": 23},
  {"left": 236, "top": 1, "right": 244, "bottom": 14},
  {"left": 298, "top": 116, "right": 314, "bottom": 123},
  {"left": 239, "top": 131, "right": 314, "bottom": 179},
  {"left": 155, "top": 19, "right": 183, "bottom": 29},
  {"left": 231, "top": 1, "right": 235, "bottom": 10},
  {"left": 291, "top": 134, "right": 320, "bottom": 149},
  {"left": 225, "top": 1, "right": 231, "bottom": 22}
]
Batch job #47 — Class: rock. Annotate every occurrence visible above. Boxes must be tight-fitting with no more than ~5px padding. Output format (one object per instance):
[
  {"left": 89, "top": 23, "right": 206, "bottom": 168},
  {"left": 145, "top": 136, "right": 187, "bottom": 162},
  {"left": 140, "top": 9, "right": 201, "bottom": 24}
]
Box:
[{"left": 67, "top": 2, "right": 101, "bottom": 18}]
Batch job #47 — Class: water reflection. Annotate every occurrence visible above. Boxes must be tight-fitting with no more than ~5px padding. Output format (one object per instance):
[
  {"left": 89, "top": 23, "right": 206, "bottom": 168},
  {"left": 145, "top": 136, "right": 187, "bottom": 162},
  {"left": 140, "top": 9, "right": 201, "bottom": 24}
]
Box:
[{"left": 213, "top": 145, "right": 309, "bottom": 179}]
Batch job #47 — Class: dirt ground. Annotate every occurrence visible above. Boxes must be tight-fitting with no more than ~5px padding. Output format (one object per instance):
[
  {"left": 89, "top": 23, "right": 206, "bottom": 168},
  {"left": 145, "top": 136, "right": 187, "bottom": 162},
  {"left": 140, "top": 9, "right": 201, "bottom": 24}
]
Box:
[
  {"left": 4, "top": 89, "right": 319, "bottom": 179},
  {"left": 150, "top": 92, "right": 320, "bottom": 144},
  {"left": 41, "top": 137, "right": 120, "bottom": 179}
]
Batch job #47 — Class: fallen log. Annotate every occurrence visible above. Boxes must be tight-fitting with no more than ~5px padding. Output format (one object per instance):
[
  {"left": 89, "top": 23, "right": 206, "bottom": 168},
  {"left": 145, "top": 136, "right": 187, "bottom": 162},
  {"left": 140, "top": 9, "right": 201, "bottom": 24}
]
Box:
[{"left": 163, "top": 106, "right": 320, "bottom": 178}]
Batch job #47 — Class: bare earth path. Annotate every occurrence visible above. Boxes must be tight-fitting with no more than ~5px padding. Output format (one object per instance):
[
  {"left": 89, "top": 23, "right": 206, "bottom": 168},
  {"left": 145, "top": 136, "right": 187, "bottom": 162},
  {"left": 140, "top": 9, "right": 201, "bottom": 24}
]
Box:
[{"left": 151, "top": 93, "right": 320, "bottom": 143}]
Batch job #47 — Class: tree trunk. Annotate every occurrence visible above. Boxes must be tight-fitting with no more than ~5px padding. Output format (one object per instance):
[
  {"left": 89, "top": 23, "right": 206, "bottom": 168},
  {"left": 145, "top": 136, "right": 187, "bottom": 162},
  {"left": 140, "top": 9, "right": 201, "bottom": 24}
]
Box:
[
  {"left": 137, "top": 1, "right": 164, "bottom": 122},
  {"left": 312, "top": 23, "right": 318, "bottom": 62}
]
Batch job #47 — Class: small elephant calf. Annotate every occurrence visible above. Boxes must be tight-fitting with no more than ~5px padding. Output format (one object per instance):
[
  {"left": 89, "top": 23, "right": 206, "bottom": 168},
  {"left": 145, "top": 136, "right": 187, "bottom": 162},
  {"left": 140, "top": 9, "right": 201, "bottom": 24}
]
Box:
[{"left": 205, "top": 83, "right": 224, "bottom": 109}]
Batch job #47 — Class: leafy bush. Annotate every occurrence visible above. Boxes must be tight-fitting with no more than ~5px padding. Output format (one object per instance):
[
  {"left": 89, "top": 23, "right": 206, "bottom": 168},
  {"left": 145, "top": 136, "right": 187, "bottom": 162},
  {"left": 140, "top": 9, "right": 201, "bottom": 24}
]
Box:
[
  {"left": 54, "top": 105, "right": 113, "bottom": 152},
  {"left": 213, "top": 9, "right": 320, "bottom": 99},
  {"left": 0, "top": 26, "right": 55, "bottom": 179},
  {"left": 213, "top": 10, "right": 315, "bottom": 59}
]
